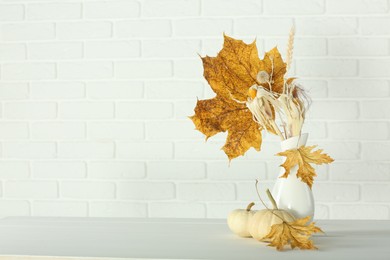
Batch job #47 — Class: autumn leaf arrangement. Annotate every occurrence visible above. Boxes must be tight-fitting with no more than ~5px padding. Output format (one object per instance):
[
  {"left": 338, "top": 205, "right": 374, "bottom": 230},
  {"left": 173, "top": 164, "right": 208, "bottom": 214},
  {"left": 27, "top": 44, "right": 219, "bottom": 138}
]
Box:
[{"left": 190, "top": 28, "right": 334, "bottom": 250}]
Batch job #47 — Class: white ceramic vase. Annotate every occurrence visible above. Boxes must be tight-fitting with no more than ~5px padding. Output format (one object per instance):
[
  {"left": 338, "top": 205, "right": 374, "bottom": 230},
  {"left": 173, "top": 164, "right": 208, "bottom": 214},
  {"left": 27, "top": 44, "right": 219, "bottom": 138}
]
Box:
[{"left": 271, "top": 133, "right": 315, "bottom": 220}]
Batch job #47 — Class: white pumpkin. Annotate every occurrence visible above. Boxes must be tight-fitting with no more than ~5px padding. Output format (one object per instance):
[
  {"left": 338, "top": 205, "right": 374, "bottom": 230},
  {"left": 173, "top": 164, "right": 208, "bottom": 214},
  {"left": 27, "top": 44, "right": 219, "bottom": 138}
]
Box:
[
  {"left": 249, "top": 190, "right": 295, "bottom": 241},
  {"left": 227, "top": 202, "right": 256, "bottom": 237}
]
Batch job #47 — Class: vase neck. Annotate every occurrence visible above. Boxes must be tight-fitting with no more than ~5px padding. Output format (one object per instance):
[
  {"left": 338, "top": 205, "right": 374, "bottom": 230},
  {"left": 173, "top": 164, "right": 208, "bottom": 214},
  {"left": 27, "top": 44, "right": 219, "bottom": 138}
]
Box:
[{"left": 280, "top": 133, "right": 308, "bottom": 151}]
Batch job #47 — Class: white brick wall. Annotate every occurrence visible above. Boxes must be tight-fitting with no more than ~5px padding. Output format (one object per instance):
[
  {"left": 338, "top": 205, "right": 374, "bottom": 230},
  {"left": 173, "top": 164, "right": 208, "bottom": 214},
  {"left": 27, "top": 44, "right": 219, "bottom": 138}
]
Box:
[{"left": 0, "top": 0, "right": 389, "bottom": 220}]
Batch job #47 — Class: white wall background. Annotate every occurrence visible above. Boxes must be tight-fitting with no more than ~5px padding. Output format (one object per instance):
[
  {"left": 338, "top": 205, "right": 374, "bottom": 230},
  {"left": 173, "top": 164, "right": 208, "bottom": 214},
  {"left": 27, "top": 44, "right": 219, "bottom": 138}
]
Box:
[{"left": 0, "top": 0, "right": 389, "bottom": 219}]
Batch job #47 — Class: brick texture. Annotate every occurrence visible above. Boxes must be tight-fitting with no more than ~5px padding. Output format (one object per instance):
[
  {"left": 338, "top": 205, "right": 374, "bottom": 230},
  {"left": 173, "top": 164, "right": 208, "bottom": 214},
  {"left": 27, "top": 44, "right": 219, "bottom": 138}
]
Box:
[{"left": 0, "top": 0, "right": 388, "bottom": 220}]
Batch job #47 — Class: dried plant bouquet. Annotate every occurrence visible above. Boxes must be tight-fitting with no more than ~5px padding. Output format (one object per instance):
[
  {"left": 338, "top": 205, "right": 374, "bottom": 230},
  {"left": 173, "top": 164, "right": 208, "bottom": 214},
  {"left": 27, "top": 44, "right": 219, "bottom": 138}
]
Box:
[
  {"left": 190, "top": 29, "right": 310, "bottom": 159},
  {"left": 190, "top": 30, "right": 333, "bottom": 187},
  {"left": 190, "top": 30, "right": 334, "bottom": 250}
]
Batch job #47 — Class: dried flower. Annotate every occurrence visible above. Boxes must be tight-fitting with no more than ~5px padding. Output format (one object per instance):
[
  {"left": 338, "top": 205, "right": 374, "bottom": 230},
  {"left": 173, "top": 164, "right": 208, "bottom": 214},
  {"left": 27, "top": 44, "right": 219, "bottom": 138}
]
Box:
[
  {"left": 246, "top": 87, "right": 284, "bottom": 140},
  {"left": 257, "top": 71, "right": 270, "bottom": 84},
  {"left": 246, "top": 78, "right": 310, "bottom": 140}
]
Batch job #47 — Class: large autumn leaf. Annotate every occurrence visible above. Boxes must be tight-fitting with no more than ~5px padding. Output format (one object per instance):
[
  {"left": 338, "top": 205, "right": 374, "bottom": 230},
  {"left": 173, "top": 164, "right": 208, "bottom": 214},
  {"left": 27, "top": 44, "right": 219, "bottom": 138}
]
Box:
[
  {"left": 190, "top": 35, "right": 287, "bottom": 160},
  {"left": 264, "top": 216, "right": 323, "bottom": 251},
  {"left": 276, "top": 145, "right": 334, "bottom": 188}
]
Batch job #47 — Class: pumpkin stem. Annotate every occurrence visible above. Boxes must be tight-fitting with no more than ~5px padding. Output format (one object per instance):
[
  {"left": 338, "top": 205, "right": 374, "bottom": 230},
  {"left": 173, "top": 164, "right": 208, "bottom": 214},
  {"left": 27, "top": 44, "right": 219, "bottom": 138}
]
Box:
[
  {"left": 255, "top": 180, "right": 285, "bottom": 223},
  {"left": 255, "top": 180, "right": 270, "bottom": 210},
  {"left": 246, "top": 202, "right": 255, "bottom": 211},
  {"left": 266, "top": 189, "right": 278, "bottom": 210}
]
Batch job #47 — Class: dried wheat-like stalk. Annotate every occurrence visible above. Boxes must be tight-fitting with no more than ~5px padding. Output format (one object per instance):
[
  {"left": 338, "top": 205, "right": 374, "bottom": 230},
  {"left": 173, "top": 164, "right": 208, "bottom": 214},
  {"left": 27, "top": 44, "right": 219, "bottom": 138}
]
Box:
[{"left": 285, "top": 26, "right": 295, "bottom": 75}]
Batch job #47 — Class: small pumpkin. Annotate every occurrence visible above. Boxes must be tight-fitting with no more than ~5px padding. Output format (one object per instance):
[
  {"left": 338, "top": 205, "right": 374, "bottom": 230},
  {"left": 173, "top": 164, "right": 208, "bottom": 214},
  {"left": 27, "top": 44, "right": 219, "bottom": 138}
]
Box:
[
  {"left": 249, "top": 189, "right": 295, "bottom": 241},
  {"left": 227, "top": 202, "right": 256, "bottom": 237}
]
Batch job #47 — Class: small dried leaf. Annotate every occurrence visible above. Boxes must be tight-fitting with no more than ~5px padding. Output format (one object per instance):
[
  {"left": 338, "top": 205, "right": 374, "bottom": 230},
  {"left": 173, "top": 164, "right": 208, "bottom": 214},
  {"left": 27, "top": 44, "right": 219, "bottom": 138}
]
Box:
[
  {"left": 264, "top": 216, "right": 323, "bottom": 251},
  {"left": 276, "top": 145, "right": 334, "bottom": 188},
  {"left": 286, "top": 77, "right": 297, "bottom": 86}
]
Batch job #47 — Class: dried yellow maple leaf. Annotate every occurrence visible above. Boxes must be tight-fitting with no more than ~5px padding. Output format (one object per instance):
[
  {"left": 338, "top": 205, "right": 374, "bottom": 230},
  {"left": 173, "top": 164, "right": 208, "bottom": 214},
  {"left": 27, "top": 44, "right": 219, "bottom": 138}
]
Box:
[
  {"left": 190, "top": 96, "right": 261, "bottom": 161},
  {"left": 276, "top": 145, "right": 334, "bottom": 188},
  {"left": 190, "top": 34, "right": 287, "bottom": 160},
  {"left": 264, "top": 216, "right": 323, "bottom": 251}
]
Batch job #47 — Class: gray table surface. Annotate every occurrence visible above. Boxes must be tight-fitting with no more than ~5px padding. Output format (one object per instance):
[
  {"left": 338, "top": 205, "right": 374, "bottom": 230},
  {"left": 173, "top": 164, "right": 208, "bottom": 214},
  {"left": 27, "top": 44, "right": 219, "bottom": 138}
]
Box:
[{"left": 0, "top": 217, "right": 389, "bottom": 260}]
